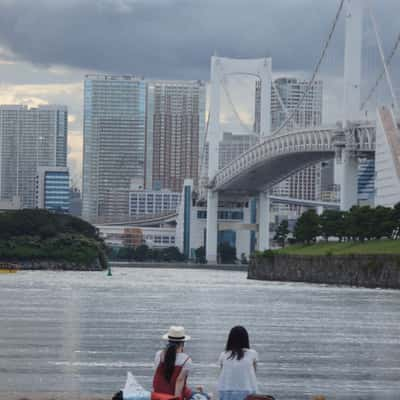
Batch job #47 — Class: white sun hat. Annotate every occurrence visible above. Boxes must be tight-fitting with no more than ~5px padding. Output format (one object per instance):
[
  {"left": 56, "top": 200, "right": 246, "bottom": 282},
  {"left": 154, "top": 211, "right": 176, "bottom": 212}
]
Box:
[{"left": 162, "top": 326, "right": 191, "bottom": 341}]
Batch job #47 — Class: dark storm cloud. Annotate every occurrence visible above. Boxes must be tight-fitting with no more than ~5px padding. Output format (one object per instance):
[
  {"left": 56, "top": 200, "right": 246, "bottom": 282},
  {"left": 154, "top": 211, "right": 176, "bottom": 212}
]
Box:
[{"left": 0, "top": 0, "right": 398, "bottom": 79}]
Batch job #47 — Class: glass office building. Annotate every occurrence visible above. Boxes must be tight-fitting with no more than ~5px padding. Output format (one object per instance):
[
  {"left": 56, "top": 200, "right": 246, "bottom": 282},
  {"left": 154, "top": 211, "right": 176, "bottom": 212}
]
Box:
[
  {"left": 358, "top": 158, "right": 375, "bottom": 205},
  {"left": 82, "top": 75, "right": 146, "bottom": 222},
  {"left": 35, "top": 167, "right": 69, "bottom": 213}
]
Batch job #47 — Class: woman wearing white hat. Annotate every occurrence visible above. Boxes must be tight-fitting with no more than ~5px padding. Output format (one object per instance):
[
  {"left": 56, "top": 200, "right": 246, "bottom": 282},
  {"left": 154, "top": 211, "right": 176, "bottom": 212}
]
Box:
[{"left": 153, "top": 326, "right": 193, "bottom": 400}]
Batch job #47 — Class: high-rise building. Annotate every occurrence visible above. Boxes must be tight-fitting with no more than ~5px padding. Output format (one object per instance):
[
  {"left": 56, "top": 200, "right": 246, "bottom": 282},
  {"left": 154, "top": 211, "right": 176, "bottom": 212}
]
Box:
[
  {"left": 0, "top": 105, "right": 68, "bottom": 209},
  {"left": 255, "top": 78, "right": 325, "bottom": 211},
  {"left": 199, "top": 132, "right": 258, "bottom": 194},
  {"left": 146, "top": 80, "right": 206, "bottom": 192},
  {"left": 218, "top": 132, "right": 258, "bottom": 169},
  {"left": 129, "top": 189, "right": 181, "bottom": 216},
  {"left": 82, "top": 75, "right": 146, "bottom": 222},
  {"left": 69, "top": 188, "right": 82, "bottom": 217},
  {"left": 35, "top": 166, "right": 70, "bottom": 213},
  {"left": 269, "top": 78, "right": 323, "bottom": 132}
]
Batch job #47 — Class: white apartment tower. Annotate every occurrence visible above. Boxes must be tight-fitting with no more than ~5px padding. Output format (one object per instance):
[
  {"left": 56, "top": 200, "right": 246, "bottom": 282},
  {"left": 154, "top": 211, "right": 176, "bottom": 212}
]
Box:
[
  {"left": 82, "top": 75, "right": 146, "bottom": 222},
  {"left": 255, "top": 78, "right": 324, "bottom": 208},
  {"left": 0, "top": 105, "right": 68, "bottom": 209},
  {"left": 146, "top": 80, "right": 206, "bottom": 192}
]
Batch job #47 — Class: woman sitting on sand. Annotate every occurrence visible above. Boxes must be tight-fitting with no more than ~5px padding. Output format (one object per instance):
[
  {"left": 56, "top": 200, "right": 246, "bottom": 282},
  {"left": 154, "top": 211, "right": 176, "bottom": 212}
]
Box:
[
  {"left": 153, "top": 326, "right": 194, "bottom": 400},
  {"left": 217, "top": 326, "right": 258, "bottom": 400}
]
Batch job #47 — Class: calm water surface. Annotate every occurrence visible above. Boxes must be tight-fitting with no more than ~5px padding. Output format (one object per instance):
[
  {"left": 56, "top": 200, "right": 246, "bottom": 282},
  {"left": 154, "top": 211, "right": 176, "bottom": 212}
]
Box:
[{"left": 0, "top": 268, "right": 399, "bottom": 400}]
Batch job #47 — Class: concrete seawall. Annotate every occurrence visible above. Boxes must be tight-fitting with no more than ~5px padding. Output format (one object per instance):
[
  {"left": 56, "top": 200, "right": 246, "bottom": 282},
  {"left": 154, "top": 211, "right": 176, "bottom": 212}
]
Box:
[{"left": 248, "top": 254, "right": 400, "bottom": 289}]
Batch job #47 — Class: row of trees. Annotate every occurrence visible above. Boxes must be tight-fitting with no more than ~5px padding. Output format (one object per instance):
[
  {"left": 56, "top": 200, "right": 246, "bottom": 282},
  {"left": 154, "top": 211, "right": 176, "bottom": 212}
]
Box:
[
  {"left": 109, "top": 245, "right": 185, "bottom": 262},
  {"left": 194, "top": 243, "right": 244, "bottom": 264},
  {"left": 280, "top": 203, "right": 400, "bottom": 245},
  {"left": 111, "top": 242, "right": 245, "bottom": 264}
]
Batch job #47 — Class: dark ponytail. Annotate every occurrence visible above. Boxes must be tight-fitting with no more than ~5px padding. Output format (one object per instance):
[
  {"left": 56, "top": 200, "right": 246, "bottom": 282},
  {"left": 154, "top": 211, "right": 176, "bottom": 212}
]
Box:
[{"left": 163, "top": 341, "right": 179, "bottom": 382}]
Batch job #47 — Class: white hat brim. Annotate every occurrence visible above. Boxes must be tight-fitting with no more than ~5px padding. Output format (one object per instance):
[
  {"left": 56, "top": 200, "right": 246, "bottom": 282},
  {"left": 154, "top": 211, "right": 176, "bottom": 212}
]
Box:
[{"left": 162, "top": 333, "right": 191, "bottom": 341}]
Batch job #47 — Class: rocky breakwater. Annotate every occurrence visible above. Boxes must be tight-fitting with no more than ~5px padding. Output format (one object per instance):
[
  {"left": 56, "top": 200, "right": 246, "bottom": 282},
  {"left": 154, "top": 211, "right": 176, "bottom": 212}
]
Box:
[{"left": 248, "top": 253, "right": 400, "bottom": 289}]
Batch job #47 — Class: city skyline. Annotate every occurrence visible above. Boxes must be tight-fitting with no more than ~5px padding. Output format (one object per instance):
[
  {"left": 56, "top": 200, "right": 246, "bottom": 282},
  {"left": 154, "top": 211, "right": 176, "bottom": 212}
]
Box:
[{"left": 0, "top": 1, "right": 398, "bottom": 188}]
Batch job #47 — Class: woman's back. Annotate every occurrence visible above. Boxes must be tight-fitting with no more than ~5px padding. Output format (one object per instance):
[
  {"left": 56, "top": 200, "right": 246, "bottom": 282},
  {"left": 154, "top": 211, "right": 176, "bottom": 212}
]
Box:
[
  {"left": 153, "top": 350, "right": 192, "bottom": 395},
  {"left": 217, "top": 349, "right": 258, "bottom": 392}
]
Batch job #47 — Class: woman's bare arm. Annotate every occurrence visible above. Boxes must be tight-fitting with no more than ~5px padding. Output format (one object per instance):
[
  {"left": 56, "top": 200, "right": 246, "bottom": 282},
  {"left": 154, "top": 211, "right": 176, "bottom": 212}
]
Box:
[{"left": 174, "top": 369, "right": 187, "bottom": 398}]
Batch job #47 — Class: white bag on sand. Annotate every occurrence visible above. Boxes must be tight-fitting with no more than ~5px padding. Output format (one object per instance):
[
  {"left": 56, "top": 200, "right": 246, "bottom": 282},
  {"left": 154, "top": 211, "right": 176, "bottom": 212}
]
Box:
[{"left": 122, "top": 371, "right": 151, "bottom": 400}]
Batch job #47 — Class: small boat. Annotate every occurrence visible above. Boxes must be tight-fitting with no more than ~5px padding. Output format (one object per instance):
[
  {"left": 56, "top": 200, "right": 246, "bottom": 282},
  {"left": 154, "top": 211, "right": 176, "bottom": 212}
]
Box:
[{"left": 0, "top": 262, "right": 19, "bottom": 273}]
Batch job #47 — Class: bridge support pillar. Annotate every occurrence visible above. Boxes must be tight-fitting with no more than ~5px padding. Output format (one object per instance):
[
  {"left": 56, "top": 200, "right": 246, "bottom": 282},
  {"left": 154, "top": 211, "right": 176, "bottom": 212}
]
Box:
[
  {"left": 257, "top": 192, "right": 270, "bottom": 251},
  {"left": 206, "top": 190, "right": 219, "bottom": 263},
  {"left": 340, "top": 151, "right": 359, "bottom": 211}
]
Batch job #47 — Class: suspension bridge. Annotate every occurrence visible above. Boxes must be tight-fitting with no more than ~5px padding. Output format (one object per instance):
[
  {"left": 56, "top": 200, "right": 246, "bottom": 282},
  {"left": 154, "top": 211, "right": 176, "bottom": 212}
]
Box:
[{"left": 193, "top": 0, "right": 400, "bottom": 262}]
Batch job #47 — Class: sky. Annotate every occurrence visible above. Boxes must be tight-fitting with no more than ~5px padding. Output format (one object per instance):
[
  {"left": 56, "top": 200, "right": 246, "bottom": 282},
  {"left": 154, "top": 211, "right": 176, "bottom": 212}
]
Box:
[{"left": 0, "top": 0, "right": 398, "bottom": 188}]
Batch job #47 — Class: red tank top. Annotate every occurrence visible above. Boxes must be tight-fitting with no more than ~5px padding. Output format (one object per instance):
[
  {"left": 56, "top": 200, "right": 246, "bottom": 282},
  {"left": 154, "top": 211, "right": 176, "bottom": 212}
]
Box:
[{"left": 152, "top": 354, "right": 192, "bottom": 400}]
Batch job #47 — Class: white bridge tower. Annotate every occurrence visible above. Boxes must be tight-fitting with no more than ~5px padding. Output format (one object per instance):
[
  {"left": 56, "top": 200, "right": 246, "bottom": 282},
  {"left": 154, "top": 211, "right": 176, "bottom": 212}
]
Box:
[
  {"left": 206, "top": 56, "right": 272, "bottom": 263},
  {"left": 340, "top": 0, "right": 364, "bottom": 210}
]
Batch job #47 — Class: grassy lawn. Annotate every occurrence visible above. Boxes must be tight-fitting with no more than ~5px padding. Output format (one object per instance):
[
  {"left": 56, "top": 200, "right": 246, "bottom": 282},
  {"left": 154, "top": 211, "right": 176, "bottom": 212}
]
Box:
[{"left": 275, "top": 240, "right": 400, "bottom": 255}]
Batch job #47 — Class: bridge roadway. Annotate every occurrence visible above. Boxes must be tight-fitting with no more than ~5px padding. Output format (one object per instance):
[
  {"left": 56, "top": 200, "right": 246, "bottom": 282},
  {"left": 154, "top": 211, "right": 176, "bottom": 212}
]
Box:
[{"left": 211, "top": 123, "right": 376, "bottom": 195}]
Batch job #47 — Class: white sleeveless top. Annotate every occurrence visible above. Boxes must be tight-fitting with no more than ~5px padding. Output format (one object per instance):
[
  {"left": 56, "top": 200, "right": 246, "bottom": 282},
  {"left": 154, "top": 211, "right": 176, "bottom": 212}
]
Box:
[{"left": 217, "top": 349, "right": 258, "bottom": 392}]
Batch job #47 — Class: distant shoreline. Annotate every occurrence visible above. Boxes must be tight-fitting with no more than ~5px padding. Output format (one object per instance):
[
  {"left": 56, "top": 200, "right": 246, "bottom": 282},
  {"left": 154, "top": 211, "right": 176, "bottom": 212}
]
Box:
[{"left": 110, "top": 261, "right": 247, "bottom": 272}]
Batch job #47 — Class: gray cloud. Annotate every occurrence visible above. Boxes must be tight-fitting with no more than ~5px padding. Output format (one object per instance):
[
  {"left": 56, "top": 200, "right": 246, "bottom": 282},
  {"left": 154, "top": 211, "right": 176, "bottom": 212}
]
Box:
[{"left": 0, "top": 0, "right": 398, "bottom": 80}]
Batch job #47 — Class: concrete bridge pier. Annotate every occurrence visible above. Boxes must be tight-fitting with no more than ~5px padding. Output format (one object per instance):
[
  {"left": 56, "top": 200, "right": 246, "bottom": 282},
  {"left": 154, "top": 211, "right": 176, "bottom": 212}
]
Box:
[
  {"left": 257, "top": 191, "right": 270, "bottom": 251},
  {"left": 206, "top": 190, "right": 219, "bottom": 263},
  {"left": 340, "top": 150, "right": 359, "bottom": 211}
]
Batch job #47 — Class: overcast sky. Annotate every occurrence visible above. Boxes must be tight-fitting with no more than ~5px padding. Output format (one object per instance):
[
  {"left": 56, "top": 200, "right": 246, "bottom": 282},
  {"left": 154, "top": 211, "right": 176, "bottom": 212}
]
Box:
[{"left": 0, "top": 0, "right": 398, "bottom": 188}]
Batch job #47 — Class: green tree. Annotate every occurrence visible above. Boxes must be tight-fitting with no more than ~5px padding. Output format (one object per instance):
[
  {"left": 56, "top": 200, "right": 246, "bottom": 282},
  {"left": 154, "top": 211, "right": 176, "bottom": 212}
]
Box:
[
  {"left": 392, "top": 202, "right": 400, "bottom": 239},
  {"left": 294, "top": 210, "right": 320, "bottom": 244},
  {"left": 240, "top": 253, "right": 248, "bottom": 264},
  {"left": 370, "top": 206, "right": 395, "bottom": 239},
  {"left": 161, "top": 246, "right": 185, "bottom": 262},
  {"left": 346, "top": 206, "right": 375, "bottom": 241},
  {"left": 195, "top": 246, "right": 206, "bottom": 264},
  {"left": 134, "top": 244, "right": 150, "bottom": 261},
  {"left": 0, "top": 209, "right": 98, "bottom": 240},
  {"left": 273, "top": 220, "right": 289, "bottom": 247},
  {"left": 218, "top": 242, "right": 237, "bottom": 264},
  {"left": 117, "top": 246, "right": 135, "bottom": 260},
  {"left": 319, "top": 210, "right": 346, "bottom": 241}
]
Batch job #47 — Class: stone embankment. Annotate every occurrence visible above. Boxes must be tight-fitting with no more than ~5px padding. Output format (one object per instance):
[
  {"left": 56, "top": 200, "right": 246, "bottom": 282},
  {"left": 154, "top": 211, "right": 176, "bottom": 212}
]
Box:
[
  {"left": 1, "top": 259, "right": 104, "bottom": 271},
  {"left": 248, "top": 254, "right": 400, "bottom": 289}
]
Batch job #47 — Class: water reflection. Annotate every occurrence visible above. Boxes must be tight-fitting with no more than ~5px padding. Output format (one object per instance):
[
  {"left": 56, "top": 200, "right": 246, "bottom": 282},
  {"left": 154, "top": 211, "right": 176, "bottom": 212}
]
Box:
[{"left": 0, "top": 268, "right": 399, "bottom": 400}]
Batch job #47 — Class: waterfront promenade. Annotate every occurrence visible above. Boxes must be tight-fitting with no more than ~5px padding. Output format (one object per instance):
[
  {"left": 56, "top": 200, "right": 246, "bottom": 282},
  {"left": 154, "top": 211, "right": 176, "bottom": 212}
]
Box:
[{"left": 1, "top": 268, "right": 399, "bottom": 400}]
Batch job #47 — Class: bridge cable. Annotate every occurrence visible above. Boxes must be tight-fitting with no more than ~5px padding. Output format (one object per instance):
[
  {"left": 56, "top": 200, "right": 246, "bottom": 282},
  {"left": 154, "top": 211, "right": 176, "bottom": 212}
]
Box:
[
  {"left": 199, "top": 108, "right": 211, "bottom": 187},
  {"left": 361, "top": 13, "right": 400, "bottom": 111},
  {"left": 220, "top": 76, "right": 255, "bottom": 135},
  {"left": 271, "top": 0, "right": 345, "bottom": 136},
  {"left": 367, "top": 4, "right": 399, "bottom": 114}
]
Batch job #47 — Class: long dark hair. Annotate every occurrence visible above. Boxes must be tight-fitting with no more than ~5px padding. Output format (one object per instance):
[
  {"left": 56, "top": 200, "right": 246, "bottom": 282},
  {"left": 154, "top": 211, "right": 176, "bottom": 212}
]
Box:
[
  {"left": 163, "top": 340, "right": 183, "bottom": 382},
  {"left": 225, "top": 326, "right": 250, "bottom": 360}
]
